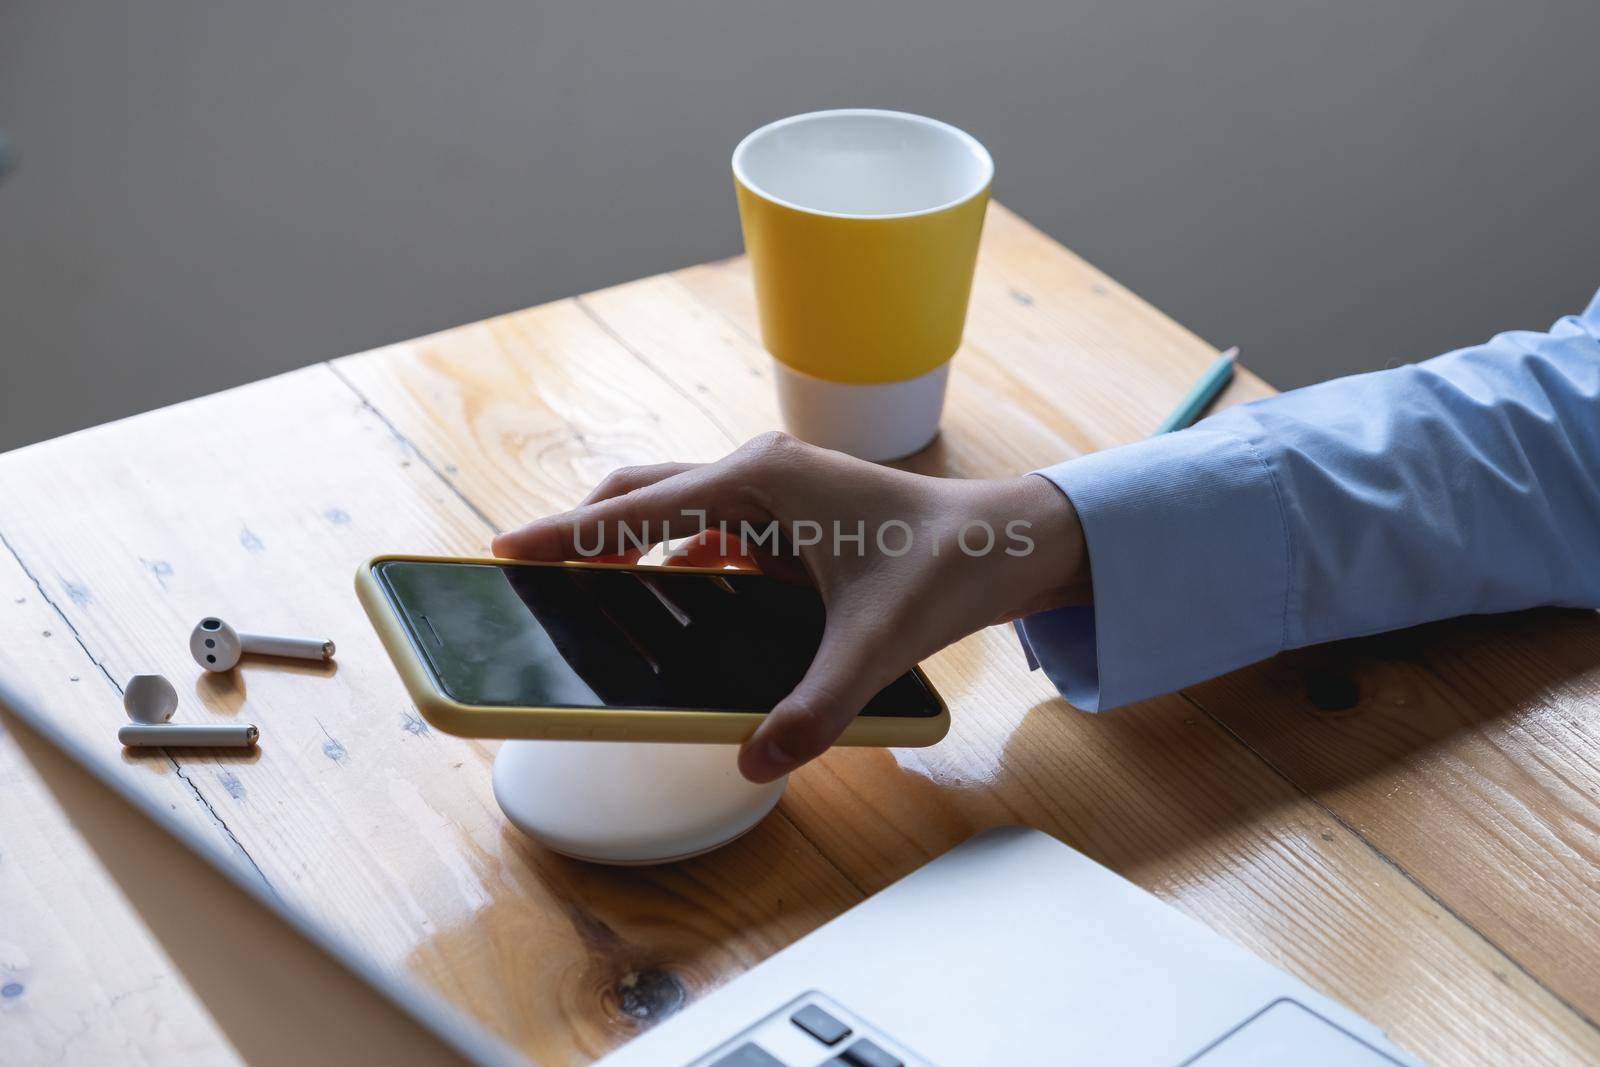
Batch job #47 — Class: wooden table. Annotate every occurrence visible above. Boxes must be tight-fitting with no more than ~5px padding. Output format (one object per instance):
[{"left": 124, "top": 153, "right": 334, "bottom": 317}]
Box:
[{"left": 3, "top": 204, "right": 1598, "bottom": 1066}]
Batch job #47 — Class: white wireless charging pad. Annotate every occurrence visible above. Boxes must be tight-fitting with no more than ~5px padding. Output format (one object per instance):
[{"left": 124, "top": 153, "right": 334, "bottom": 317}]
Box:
[{"left": 491, "top": 740, "right": 787, "bottom": 865}]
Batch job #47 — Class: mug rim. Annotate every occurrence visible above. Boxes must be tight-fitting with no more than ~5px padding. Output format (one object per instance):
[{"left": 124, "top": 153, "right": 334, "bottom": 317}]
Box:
[{"left": 732, "top": 108, "right": 994, "bottom": 221}]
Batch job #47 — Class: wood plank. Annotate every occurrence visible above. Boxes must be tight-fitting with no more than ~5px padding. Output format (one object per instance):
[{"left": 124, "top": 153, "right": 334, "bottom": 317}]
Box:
[
  {"left": 0, "top": 368, "right": 863, "bottom": 1066},
  {"left": 1187, "top": 610, "right": 1600, "bottom": 1023},
  {"left": 334, "top": 214, "right": 1599, "bottom": 1063},
  {"left": 330, "top": 297, "right": 736, "bottom": 528},
  {"left": 0, "top": 551, "right": 238, "bottom": 1067}
]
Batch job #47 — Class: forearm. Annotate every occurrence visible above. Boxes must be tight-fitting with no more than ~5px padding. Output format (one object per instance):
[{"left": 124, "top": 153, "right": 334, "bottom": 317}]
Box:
[{"left": 1019, "top": 292, "right": 1600, "bottom": 710}]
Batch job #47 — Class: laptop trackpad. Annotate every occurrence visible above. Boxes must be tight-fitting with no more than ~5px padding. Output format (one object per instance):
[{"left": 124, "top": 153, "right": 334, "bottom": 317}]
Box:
[{"left": 1185, "top": 999, "right": 1404, "bottom": 1066}]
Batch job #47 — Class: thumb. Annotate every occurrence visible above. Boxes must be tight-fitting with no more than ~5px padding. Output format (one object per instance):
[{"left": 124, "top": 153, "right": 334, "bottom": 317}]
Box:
[{"left": 737, "top": 621, "right": 898, "bottom": 783}]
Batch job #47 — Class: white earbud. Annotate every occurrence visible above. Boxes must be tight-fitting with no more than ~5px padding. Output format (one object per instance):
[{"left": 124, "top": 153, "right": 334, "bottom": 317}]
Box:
[
  {"left": 190, "top": 617, "right": 335, "bottom": 672},
  {"left": 123, "top": 674, "right": 179, "bottom": 724},
  {"left": 118, "top": 674, "right": 259, "bottom": 748}
]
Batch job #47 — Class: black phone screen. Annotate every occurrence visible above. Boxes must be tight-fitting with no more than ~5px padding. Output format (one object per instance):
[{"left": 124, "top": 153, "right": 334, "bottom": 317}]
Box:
[{"left": 373, "top": 560, "right": 942, "bottom": 717}]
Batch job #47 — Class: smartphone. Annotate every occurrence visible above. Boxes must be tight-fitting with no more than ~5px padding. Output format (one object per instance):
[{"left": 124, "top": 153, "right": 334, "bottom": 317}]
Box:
[{"left": 355, "top": 555, "right": 949, "bottom": 746}]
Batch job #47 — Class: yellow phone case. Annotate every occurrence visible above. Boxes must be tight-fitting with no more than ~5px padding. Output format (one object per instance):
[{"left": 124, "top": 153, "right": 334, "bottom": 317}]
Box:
[{"left": 354, "top": 554, "right": 951, "bottom": 747}]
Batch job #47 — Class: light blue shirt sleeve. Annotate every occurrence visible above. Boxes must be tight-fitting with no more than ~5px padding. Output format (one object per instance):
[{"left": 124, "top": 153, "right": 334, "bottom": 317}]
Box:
[{"left": 1015, "top": 289, "right": 1600, "bottom": 711}]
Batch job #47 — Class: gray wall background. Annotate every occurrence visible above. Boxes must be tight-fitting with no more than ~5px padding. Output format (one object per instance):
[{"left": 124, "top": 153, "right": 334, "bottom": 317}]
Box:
[{"left": 3, "top": 1, "right": 1597, "bottom": 453}]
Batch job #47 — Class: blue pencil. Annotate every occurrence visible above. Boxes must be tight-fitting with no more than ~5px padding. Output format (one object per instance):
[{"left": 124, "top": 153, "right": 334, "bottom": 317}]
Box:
[{"left": 1154, "top": 347, "right": 1238, "bottom": 434}]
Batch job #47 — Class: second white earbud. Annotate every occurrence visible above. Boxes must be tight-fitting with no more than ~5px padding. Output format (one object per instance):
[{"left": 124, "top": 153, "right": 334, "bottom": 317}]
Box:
[
  {"left": 190, "top": 617, "right": 336, "bottom": 672},
  {"left": 123, "top": 673, "right": 179, "bottom": 723},
  {"left": 119, "top": 673, "right": 258, "bottom": 748}
]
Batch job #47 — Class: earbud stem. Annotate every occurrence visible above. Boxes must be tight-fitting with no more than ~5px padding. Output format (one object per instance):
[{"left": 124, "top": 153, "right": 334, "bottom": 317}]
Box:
[
  {"left": 238, "top": 633, "right": 335, "bottom": 662},
  {"left": 119, "top": 724, "right": 259, "bottom": 748}
]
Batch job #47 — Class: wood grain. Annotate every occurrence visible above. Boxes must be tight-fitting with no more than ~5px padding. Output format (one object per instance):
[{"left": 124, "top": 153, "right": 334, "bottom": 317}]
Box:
[
  {"left": 4, "top": 200, "right": 1598, "bottom": 1065},
  {"left": 332, "top": 205, "right": 1599, "bottom": 1064},
  {"left": 1187, "top": 610, "right": 1600, "bottom": 1022},
  {"left": 0, "top": 551, "right": 239, "bottom": 1067},
  {"left": 0, "top": 369, "right": 861, "bottom": 1066}
]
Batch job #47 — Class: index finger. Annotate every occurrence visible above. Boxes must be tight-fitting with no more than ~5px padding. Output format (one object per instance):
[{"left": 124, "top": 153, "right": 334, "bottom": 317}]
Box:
[{"left": 491, "top": 465, "right": 723, "bottom": 561}]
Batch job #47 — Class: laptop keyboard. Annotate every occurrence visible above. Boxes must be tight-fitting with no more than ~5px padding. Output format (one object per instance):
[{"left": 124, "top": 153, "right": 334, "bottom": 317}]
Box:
[
  {"left": 691, "top": 993, "right": 931, "bottom": 1067},
  {"left": 690, "top": 991, "right": 1404, "bottom": 1066}
]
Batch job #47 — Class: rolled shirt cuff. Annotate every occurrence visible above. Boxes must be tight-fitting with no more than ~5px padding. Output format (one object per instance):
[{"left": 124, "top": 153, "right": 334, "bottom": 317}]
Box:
[{"left": 1015, "top": 428, "right": 1290, "bottom": 711}]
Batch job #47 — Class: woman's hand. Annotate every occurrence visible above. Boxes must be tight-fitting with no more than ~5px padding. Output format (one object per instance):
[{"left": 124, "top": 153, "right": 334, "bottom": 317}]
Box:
[{"left": 493, "top": 432, "right": 1088, "bottom": 782}]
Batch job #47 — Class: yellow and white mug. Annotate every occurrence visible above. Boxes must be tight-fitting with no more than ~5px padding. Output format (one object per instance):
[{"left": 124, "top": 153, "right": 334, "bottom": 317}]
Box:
[{"left": 733, "top": 109, "right": 992, "bottom": 461}]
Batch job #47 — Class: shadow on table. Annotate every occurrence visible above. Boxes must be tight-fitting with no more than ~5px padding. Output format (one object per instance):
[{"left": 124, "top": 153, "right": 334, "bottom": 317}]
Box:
[
  {"left": 1182, "top": 605, "right": 1600, "bottom": 794},
  {"left": 194, "top": 658, "right": 339, "bottom": 716},
  {"left": 397, "top": 607, "right": 1600, "bottom": 1059},
  {"left": 736, "top": 606, "right": 1600, "bottom": 898},
  {"left": 120, "top": 745, "right": 263, "bottom": 766}
]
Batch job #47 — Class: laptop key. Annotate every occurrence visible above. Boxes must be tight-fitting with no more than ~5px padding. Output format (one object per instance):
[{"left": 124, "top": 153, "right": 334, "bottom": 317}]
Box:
[
  {"left": 710, "top": 1042, "right": 790, "bottom": 1067},
  {"left": 840, "top": 1038, "right": 902, "bottom": 1067},
  {"left": 790, "top": 1004, "right": 852, "bottom": 1046}
]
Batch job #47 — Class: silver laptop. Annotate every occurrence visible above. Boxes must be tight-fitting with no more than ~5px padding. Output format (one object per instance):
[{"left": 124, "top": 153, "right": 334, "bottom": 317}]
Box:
[{"left": 0, "top": 674, "right": 1416, "bottom": 1066}]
